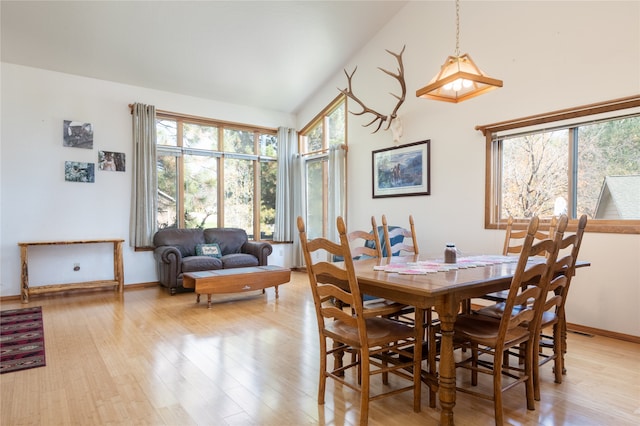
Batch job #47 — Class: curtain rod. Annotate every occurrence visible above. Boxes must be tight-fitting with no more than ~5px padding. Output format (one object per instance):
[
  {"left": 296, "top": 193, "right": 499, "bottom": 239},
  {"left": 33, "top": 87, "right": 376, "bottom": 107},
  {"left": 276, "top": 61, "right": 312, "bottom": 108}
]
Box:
[{"left": 301, "top": 144, "right": 348, "bottom": 157}]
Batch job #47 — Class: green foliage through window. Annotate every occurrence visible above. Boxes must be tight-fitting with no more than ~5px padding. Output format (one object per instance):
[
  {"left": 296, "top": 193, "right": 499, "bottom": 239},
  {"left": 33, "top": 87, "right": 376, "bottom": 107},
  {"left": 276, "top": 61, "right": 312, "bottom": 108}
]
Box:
[{"left": 156, "top": 114, "right": 277, "bottom": 240}]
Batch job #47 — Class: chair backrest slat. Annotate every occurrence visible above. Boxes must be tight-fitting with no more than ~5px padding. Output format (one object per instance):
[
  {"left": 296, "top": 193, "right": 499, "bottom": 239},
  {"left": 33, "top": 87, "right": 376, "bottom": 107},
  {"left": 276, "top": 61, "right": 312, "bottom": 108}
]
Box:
[
  {"left": 347, "top": 216, "right": 382, "bottom": 259},
  {"left": 503, "top": 215, "right": 558, "bottom": 257},
  {"left": 382, "top": 214, "right": 419, "bottom": 257}
]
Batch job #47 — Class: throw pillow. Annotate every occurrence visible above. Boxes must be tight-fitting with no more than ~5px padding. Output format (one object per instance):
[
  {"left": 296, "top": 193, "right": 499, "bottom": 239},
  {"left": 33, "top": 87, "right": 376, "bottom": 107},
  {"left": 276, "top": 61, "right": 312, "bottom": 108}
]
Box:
[{"left": 195, "top": 243, "right": 222, "bottom": 258}]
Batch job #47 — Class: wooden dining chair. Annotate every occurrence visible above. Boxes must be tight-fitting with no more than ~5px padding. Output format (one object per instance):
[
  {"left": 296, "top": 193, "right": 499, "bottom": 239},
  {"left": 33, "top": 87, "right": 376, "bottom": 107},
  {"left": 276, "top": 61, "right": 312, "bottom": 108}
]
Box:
[
  {"left": 380, "top": 213, "right": 438, "bottom": 407},
  {"left": 451, "top": 215, "right": 563, "bottom": 426},
  {"left": 479, "top": 215, "right": 559, "bottom": 305},
  {"left": 297, "top": 216, "right": 422, "bottom": 426},
  {"left": 343, "top": 216, "right": 408, "bottom": 318},
  {"left": 381, "top": 214, "right": 419, "bottom": 257},
  {"left": 475, "top": 215, "right": 577, "bottom": 402},
  {"left": 345, "top": 218, "right": 415, "bottom": 388},
  {"left": 533, "top": 214, "right": 587, "bottom": 398}
]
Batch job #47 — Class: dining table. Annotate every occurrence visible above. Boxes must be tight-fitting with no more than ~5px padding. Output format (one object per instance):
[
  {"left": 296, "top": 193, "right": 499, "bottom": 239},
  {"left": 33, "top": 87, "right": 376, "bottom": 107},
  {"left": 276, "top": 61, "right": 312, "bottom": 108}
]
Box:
[{"left": 349, "top": 254, "right": 589, "bottom": 426}]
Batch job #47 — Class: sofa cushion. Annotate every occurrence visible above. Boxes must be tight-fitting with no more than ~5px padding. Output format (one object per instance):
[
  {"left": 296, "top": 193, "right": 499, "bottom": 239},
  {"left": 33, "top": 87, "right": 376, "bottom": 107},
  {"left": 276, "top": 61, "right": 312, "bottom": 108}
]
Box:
[
  {"left": 154, "top": 228, "right": 205, "bottom": 257},
  {"left": 221, "top": 253, "right": 259, "bottom": 269},
  {"left": 182, "top": 255, "right": 222, "bottom": 272},
  {"left": 195, "top": 243, "right": 222, "bottom": 258},
  {"left": 204, "top": 228, "right": 248, "bottom": 254}
]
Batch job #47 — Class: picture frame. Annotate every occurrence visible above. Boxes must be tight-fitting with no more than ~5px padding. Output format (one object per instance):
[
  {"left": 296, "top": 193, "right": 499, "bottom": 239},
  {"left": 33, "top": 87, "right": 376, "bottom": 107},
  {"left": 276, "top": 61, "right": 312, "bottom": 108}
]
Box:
[
  {"left": 64, "top": 161, "right": 95, "bottom": 183},
  {"left": 63, "top": 120, "right": 93, "bottom": 149},
  {"left": 372, "top": 139, "right": 430, "bottom": 198},
  {"left": 98, "top": 150, "right": 126, "bottom": 172}
]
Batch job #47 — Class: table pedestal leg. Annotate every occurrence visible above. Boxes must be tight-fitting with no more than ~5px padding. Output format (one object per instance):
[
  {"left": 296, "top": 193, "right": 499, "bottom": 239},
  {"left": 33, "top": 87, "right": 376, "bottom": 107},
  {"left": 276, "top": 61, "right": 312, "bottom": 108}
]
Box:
[{"left": 435, "top": 300, "right": 459, "bottom": 426}]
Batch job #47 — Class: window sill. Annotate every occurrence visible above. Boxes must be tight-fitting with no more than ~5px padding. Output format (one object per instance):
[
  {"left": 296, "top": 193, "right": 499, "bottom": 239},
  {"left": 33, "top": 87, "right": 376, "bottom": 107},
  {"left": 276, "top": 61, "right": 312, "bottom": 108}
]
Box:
[{"left": 486, "top": 219, "right": 640, "bottom": 235}]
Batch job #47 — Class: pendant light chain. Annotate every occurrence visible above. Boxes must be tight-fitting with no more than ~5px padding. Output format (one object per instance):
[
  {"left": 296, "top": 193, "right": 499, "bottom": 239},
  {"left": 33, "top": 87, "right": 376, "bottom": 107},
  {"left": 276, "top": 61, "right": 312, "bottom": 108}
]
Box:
[{"left": 455, "top": 0, "right": 461, "bottom": 57}]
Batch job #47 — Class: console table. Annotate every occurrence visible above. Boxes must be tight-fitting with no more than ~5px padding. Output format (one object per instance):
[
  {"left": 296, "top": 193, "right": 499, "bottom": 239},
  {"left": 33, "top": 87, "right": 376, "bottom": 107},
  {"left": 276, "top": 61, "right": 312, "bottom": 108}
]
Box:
[{"left": 18, "top": 239, "right": 124, "bottom": 303}]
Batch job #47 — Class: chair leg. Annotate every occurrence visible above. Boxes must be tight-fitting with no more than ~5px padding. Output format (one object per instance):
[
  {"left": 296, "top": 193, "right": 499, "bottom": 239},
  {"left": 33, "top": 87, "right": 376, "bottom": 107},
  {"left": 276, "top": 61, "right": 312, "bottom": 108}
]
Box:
[
  {"left": 359, "top": 355, "right": 370, "bottom": 426},
  {"left": 502, "top": 349, "right": 510, "bottom": 369},
  {"left": 493, "top": 361, "right": 504, "bottom": 426},
  {"left": 333, "top": 340, "right": 344, "bottom": 377},
  {"left": 471, "top": 344, "right": 479, "bottom": 386},
  {"left": 524, "top": 341, "right": 536, "bottom": 411},
  {"left": 428, "top": 323, "right": 437, "bottom": 408},
  {"left": 553, "top": 323, "right": 563, "bottom": 384},
  {"left": 532, "top": 339, "right": 541, "bottom": 402},
  {"left": 319, "top": 341, "right": 327, "bottom": 405},
  {"left": 382, "top": 344, "right": 389, "bottom": 385},
  {"left": 560, "top": 310, "right": 568, "bottom": 375}
]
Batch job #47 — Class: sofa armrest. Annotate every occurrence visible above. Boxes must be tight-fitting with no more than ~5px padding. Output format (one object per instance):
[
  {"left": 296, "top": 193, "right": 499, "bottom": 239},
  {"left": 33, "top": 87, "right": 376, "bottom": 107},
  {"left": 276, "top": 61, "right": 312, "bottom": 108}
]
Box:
[
  {"left": 154, "top": 245, "right": 182, "bottom": 289},
  {"left": 242, "top": 241, "right": 273, "bottom": 266},
  {"left": 154, "top": 245, "right": 182, "bottom": 264}
]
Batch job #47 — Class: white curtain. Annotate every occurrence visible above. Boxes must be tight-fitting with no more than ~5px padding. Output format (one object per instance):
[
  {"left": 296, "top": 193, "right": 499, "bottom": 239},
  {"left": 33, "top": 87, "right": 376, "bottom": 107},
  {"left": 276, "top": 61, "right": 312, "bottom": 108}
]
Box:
[
  {"left": 274, "top": 127, "right": 297, "bottom": 242},
  {"left": 129, "top": 103, "right": 157, "bottom": 248},
  {"left": 291, "top": 153, "right": 306, "bottom": 268},
  {"left": 327, "top": 145, "right": 346, "bottom": 243}
]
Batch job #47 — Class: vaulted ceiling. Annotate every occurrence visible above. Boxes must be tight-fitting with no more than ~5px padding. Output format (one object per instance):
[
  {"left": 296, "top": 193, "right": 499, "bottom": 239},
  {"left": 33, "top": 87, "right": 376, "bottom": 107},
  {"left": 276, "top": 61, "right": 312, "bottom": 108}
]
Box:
[{"left": 1, "top": 1, "right": 407, "bottom": 114}]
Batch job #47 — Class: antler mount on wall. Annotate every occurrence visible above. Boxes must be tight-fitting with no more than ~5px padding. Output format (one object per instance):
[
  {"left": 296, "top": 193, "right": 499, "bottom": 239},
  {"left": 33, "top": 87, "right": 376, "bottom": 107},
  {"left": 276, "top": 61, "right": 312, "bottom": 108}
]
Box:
[{"left": 339, "top": 46, "right": 406, "bottom": 143}]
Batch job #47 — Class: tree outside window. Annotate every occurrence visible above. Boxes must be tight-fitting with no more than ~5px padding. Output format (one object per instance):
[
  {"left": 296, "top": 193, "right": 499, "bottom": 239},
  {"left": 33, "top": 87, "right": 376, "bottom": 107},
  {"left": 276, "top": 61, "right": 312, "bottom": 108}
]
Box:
[
  {"left": 155, "top": 114, "right": 277, "bottom": 240},
  {"left": 485, "top": 100, "right": 640, "bottom": 233}
]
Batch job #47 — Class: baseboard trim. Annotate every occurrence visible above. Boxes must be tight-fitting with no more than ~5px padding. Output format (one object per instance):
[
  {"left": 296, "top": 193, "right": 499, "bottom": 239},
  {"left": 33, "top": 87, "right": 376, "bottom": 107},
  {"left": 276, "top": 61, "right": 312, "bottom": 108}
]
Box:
[
  {"left": 468, "top": 302, "right": 638, "bottom": 344},
  {"left": 124, "top": 282, "right": 159, "bottom": 290},
  {"left": 566, "top": 322, "right": 640, "bottom": 344}
]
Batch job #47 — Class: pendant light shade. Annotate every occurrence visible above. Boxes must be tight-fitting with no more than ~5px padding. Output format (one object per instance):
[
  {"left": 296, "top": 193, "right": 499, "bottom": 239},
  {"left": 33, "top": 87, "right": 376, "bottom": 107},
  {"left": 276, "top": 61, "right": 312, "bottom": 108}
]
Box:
[
  {"left": 416, "top": 53, "right": 503, "bottom": 103},
  {"left": 416, "top": 0, "right": 502, "bottom": 103}
]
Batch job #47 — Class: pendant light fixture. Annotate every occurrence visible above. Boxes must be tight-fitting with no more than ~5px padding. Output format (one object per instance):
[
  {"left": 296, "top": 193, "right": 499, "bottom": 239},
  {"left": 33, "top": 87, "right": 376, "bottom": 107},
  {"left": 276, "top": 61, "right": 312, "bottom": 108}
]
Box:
[{"left": 416, "top": 0, "right": 503, "bottom": 103}]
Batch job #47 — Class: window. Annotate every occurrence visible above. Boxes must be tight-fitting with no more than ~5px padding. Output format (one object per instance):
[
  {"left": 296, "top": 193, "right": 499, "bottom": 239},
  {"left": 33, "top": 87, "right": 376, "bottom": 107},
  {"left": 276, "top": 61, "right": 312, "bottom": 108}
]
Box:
[
  {"left": 479, "top": 96, "right": 640, "bottom": 233},
  {"left": 299, "top": 95, "right": 346, "bottom": 239},
  {"left": 156, "top": 112, "right": 277, "bottom": 240}
]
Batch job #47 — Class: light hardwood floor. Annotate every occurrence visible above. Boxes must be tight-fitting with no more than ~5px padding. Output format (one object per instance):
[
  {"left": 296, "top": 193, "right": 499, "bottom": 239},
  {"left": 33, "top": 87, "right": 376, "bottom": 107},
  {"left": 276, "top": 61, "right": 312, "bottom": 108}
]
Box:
[{"left": 1, "top": 271, "right": 639, "bottom": 425}]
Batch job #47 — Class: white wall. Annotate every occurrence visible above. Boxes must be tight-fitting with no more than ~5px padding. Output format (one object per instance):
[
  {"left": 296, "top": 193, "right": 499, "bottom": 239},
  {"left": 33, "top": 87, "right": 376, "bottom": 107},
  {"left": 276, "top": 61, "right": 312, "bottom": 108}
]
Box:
[
  {"left": 298, "top": 1, "right": 640, "bottom": 337},
  {"left": 1, "top": 1, "right": 638, "bottom": 337},
  {"left": 0, "top": 63, "right": 294, "bottom": 295}
]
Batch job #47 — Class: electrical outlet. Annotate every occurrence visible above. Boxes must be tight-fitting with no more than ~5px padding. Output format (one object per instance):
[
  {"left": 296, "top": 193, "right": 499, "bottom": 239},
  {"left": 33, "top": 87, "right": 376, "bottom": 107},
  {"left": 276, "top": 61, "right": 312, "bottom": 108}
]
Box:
[{"left": 73, "top": 263, "right": 80, "bottom": 271}]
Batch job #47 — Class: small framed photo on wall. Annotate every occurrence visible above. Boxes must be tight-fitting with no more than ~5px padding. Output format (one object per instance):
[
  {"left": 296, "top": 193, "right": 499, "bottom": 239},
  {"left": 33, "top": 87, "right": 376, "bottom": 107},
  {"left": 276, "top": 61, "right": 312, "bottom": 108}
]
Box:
[
  {"left": 99, "top": 151, "right": 125, "bottom": 172},
  {"left": 63, "top": 120, "right": 93, "bottom": 149},
  {"left": 65, "top": 161, "right": 95, "bottom": 183}
]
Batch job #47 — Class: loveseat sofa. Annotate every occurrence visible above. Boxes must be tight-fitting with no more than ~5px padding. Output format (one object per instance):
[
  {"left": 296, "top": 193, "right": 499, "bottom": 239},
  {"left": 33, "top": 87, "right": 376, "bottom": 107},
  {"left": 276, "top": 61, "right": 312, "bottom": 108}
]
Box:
[{"left": 153, "top": 227, "right": 273, "bottom": 294}]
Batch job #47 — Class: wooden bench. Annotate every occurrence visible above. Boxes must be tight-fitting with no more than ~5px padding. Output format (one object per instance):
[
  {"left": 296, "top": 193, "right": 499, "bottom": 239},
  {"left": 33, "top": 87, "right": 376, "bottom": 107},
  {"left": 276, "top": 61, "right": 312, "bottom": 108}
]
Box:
[{"left": 182, "top": 265, "right": 291, "bottom": 309}]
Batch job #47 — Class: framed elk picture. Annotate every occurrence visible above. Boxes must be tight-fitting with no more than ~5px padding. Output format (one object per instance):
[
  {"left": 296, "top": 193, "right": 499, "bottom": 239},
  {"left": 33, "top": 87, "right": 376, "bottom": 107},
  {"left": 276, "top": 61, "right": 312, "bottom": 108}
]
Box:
[{"left": 372, "top": 140, "right": 430, "bottom": 198}]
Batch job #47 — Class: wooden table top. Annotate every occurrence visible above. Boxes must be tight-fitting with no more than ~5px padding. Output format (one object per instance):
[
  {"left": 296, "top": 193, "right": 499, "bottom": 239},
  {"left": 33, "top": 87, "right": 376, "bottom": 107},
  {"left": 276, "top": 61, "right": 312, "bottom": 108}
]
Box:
[
  {"left": 348, "top": 255, "right": 590, "bottom": 308},
  {"left": 18, "top": 239, "right": 124, "bottom": 246}
]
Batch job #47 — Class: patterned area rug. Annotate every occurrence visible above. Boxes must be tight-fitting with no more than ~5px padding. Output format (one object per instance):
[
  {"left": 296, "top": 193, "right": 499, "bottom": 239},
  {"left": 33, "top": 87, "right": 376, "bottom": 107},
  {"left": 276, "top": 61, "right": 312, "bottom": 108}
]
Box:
[{"left": 0, "top": 306, "right": 46, "bottom": 374}]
